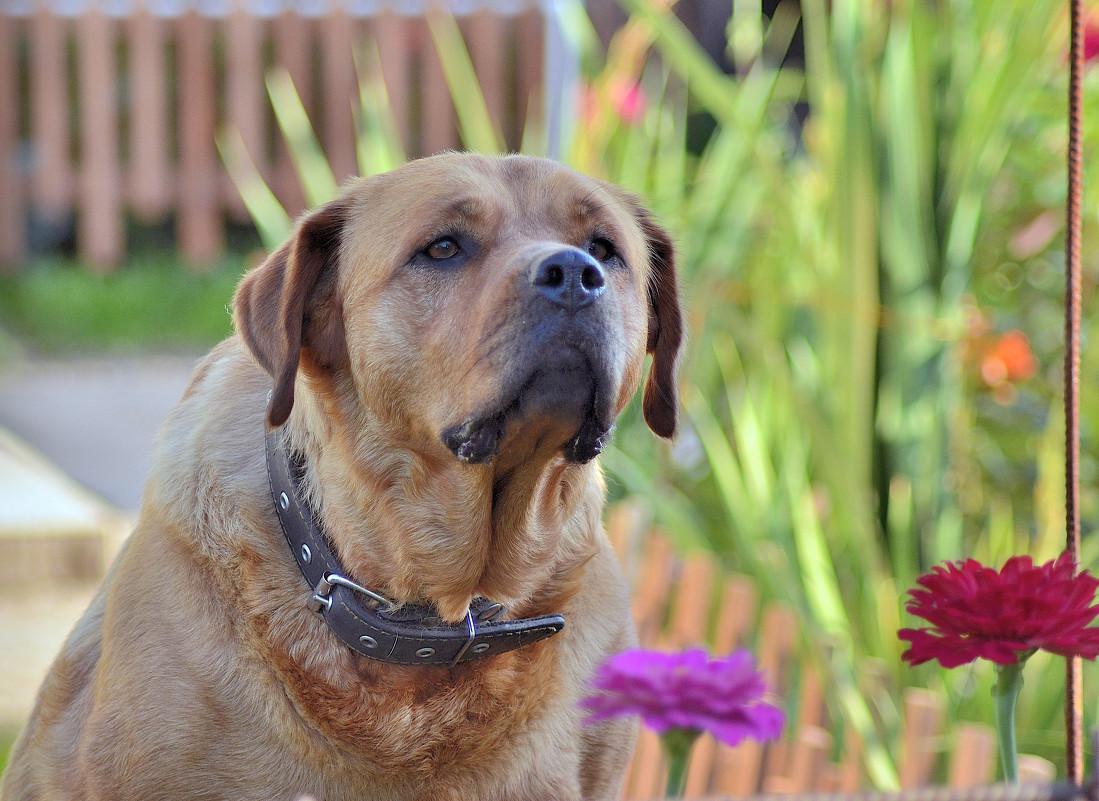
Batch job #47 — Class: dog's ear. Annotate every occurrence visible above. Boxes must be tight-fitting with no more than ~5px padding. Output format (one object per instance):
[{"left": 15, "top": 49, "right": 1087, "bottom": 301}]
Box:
[
  {"left": 233, "top": 198, "right": 348, "bottom": 429},
  {"left": 638, "top": 212, "right": 684, "bottom": 439}
]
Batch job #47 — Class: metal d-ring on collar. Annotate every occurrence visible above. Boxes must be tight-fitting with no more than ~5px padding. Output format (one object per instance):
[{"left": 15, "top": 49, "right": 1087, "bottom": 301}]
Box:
[{"left": 264, "top": 425, "right": 565, "bottom": 667}]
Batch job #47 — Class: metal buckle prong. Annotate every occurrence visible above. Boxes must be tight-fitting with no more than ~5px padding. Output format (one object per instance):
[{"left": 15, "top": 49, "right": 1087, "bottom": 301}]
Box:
[
  {"left": 476, "top": 602, "right": 507, "bottom": 622},
  {"left": 308, "top": 572, "right": 399, "bottom": 615},
  {"left": 449, "top": 609, "right": 478, "bottom": 668}
]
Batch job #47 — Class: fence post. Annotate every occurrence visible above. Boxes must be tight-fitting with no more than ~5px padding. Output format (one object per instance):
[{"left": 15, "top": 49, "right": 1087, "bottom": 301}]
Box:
[
  {"left": 272, "top": 8, "right": 311, "bottom": 216},
  {"left": 465, "top": 8, "right": 505, "bottom": 143},
  {"left": 418, "top": 17, "right": 458, "bottom": 155},
  {"left": 30, "top": 4, "right": 73, "bottom": 241},
  {"left": 77, "top": 8, "right": 123, "bottom": 269},
  {"left": 948, "top": 724, "right": 997, "bottom": 788},
  {"left": 176, "top": 9, "right": 222, "bottom": 265},
  {"left": 321, "top": 6, "right": 359, "bottom": 185},
  {"left": 899, "top": 688, "right": 946, "bottom": 788},
  {"left": 225, "top": 5, "right": 266, "bottom": 220},
  {"left": 374, "top": 9, "right": 413, "bottom": 156},
  {"left": 127, "top": 5, "right": 171, "bottom": 219},
  {"left": 0, "top": 10, "right": 23, "bottom": 268}
]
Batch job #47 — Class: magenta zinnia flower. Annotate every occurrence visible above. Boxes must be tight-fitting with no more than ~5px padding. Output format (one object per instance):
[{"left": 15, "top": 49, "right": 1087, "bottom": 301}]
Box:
[
  {"left": 899, "top": 553, "right": 1099, "bottom": 669},
  {"left": 580, "top": 648, "right": 785, "bottom": 747}
]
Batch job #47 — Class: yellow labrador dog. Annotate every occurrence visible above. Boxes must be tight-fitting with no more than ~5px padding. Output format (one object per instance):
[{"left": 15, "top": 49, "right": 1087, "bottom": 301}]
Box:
[{"left": 2, "top": 153, "right": 682, "bottom": 801}]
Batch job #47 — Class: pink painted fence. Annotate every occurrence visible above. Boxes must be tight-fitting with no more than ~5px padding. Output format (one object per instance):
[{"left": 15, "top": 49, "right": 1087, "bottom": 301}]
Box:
[{"left": 0, "top": 0, "right": 546, "bottom": 269}]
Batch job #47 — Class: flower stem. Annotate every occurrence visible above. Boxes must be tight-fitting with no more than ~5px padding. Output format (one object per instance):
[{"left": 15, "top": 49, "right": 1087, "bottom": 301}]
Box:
[
  {"left": 994, "top": 661, "right": 1025, "bottom": 783},
  {"left": 661, "top": 729, "right": 700, "bottom": 798}
]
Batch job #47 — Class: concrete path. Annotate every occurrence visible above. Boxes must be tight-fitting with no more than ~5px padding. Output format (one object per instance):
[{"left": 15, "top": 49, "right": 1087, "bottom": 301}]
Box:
[
  {"left": 0, "top": 356, "right": 200, "bottom": 514},
  {"left": 0, "top": 355, "right": 200, "bottom": 732}
]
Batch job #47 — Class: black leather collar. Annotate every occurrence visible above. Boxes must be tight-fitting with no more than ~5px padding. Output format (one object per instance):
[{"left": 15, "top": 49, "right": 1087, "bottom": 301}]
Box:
[{"left": 265, "top": 427, "right": 565, "bottom": 666}]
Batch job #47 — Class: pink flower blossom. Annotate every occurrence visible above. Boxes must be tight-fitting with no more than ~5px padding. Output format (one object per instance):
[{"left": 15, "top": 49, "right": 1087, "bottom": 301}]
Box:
[
  {"left": 609, "top": 80, "right": 647, "bottom": 126},
  {"left": 580, "top": 648, "right": 785, "bottom": 747}
]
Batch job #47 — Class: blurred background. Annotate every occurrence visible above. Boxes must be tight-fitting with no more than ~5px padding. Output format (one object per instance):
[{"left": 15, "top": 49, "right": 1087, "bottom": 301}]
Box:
[{"left": 2, "top": 0, "right": 1099, "bottom": 792}]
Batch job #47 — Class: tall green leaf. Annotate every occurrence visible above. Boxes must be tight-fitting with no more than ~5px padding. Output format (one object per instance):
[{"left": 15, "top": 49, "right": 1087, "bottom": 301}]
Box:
[
  {"left": 425, "top": 8, "right": 505, "bottom": 154},
  {"left": 216, "top": 128, "right": 291, "bottom": 250},
  {"left": 267, "top": 69, "right": 340, "bottom": 208}
]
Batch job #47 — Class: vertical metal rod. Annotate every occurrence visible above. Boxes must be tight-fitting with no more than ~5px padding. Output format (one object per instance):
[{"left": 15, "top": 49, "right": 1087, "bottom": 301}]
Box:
[{"left": 1065, "top": 0, "right": 1085, "bottom": 783}]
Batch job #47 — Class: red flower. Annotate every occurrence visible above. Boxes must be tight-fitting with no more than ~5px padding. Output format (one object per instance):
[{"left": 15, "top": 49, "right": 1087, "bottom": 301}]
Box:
[
  {"left": 899, "top": 554, "right": 1099, "bottom": 668},
  {"left": 1086, "top": 19, "right": 1099, "bottom": 65}
]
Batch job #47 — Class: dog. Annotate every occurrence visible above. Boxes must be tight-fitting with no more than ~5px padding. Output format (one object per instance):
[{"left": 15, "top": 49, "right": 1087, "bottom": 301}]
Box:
[{"left": 2, "top": 153, "right": 683, "bottom": 800}]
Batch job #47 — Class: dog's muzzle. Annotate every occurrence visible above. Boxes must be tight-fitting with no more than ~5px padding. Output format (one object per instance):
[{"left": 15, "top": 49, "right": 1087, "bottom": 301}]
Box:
[{"left": 442, "top": 248, "right": 618, "bottom": 465}]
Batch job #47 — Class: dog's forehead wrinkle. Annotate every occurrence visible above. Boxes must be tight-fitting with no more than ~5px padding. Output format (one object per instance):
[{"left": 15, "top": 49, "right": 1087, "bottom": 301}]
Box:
[
  {"left": 574, "top": 184, "right": 618, "bottom": 219},
  {"left": 496, "top": 166, "right": 599, "bottom": 225},
  {"left": 545, "top": 188, "right": 639, "bottom": 255},
  {"left": 428, "top": 195, "right": 495, "bottom": 228}
]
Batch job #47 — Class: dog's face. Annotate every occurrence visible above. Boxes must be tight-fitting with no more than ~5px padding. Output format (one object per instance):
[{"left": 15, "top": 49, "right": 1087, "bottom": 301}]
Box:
[{"left": 234, "top": 154, "right": 682, "bottom": 469}]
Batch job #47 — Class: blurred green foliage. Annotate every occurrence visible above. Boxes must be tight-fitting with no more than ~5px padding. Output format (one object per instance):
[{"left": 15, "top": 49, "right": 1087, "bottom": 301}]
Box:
[
  {"left": 221, "top": 0, "right": 1099, "bottom": 785},
  {"left": 0, "top": 731, "right": 11, "bottom": 778},
  {"left": 0, "top": 253, "right": 247, "bottom": 353}
]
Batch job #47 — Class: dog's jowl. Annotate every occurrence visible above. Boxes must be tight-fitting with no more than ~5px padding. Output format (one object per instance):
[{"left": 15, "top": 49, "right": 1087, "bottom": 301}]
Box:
[{"left": 2, "top": 154, "right": 683, "bottom": 801}]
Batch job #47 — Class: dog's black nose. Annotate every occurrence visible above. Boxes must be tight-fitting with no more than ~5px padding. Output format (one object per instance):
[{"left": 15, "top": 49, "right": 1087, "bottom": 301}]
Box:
[{"left": 531, "top": 249, "right": 606, "bottom": 310}]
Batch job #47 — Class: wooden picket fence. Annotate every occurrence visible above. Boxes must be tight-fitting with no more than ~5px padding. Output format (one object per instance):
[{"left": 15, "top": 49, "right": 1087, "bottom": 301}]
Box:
[
  {"left": 604, "top": 502, "right": 1057, "bottom": 799},
  {"left": 0, "top": 0, "right": 547, "bottom": 269}
]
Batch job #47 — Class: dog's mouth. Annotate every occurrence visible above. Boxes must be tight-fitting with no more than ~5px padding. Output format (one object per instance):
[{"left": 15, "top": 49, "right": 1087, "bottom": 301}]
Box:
[{"left": 442, "top": 348, "right": 616, "bottom": 465}]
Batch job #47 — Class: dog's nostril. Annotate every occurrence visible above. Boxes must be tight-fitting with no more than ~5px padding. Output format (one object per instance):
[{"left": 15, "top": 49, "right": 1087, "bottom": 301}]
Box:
[
  {"left": 533, "top": 262, "right": 566, "bottom": 289},
  {"left": 581, "top": 265, "right": 605, "bottom": 291}
]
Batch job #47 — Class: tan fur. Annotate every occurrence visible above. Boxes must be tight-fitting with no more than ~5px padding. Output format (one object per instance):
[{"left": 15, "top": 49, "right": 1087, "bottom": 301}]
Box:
[{"left": 2, "top": 154, "right": 683, "bottom": 801}]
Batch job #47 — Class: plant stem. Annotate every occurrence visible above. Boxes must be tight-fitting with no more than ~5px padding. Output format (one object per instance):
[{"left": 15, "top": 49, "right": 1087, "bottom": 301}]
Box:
[
  {"left": 994, "top": 661, "right": 1025, "bottom": 783},
  {"left": 661, "top": 729, "right": 700, "bottom": 798}
]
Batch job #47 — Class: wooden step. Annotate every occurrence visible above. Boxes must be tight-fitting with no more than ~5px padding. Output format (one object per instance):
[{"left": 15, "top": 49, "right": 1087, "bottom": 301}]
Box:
[{"left": 0, "top": 427, "right": 128, "bottom": 584}]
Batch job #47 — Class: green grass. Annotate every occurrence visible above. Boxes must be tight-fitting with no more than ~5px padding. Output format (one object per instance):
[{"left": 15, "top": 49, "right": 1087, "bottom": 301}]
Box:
[
  {"left": 0, "top": 726, "right": 18, "bottom": 779},
  {"left": 0, "top": 252, "right": 252, "bottom": 354}
]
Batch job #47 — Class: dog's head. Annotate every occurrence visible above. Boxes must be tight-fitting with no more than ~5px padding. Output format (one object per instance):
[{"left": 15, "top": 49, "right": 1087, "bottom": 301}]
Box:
[{"left": 233, "top": 153, "right": 683, "bottom": 468}]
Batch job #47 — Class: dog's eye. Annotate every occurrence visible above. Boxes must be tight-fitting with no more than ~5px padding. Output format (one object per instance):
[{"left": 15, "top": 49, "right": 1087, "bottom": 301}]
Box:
[
  {"left": 425, "top": 237, "right": 461, "bottom": 260},
  {"left": 587, "top": 238, "right": 615, "bottom": 262}
]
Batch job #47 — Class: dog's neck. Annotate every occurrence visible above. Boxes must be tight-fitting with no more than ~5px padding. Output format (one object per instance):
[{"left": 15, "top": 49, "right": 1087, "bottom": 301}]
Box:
[{"left": 283, "top": 377, "right": 602, "bottom": 624}]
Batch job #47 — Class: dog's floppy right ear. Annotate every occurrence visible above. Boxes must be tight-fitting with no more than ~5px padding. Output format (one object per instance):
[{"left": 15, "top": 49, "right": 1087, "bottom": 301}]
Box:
[
  {"left": 233, "top": 198, "right": 348, "bottom": 429},
  {"left": 637, "top": 212, "right": 684, "bottom": 439}
]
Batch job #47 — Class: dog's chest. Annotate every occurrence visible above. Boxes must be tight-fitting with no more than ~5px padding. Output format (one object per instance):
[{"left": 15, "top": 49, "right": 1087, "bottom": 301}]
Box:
[{"left": 272, "top": 640, "right": 568, "bottom": 781}]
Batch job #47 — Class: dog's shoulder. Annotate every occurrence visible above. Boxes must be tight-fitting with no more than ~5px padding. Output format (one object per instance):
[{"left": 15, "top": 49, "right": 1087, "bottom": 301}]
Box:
[{"left": 141, "top": 336, "right": 275, "bottom": 559}]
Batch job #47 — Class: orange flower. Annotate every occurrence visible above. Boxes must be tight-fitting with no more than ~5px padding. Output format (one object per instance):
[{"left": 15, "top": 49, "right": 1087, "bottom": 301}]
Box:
[{"left": 979, "top": 330, "right": 1037, "bottom": 388}]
